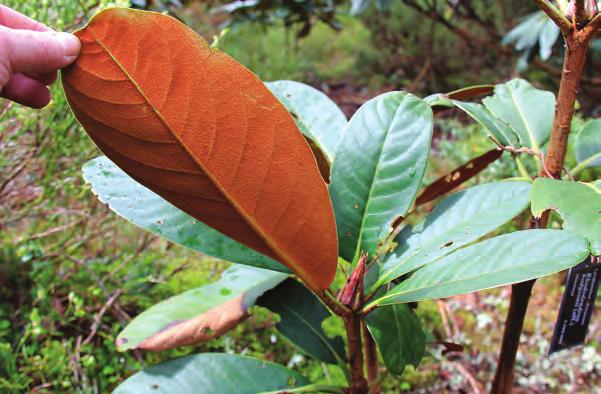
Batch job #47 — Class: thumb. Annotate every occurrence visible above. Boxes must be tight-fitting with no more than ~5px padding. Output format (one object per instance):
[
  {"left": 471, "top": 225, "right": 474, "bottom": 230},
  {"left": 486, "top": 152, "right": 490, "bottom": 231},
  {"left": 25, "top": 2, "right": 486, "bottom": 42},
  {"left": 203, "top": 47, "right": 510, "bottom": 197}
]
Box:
[{"left": 1, "top": 26, "right": 80, "bottom": 77}]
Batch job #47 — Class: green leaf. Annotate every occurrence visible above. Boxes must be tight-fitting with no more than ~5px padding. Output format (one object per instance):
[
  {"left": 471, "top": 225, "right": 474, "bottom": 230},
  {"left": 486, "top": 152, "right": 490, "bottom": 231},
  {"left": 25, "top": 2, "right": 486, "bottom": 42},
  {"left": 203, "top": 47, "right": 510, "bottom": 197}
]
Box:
[
  {"left": 330, "top": 92, "right": 433, "bottom": 262},
  {"left": 452, "top": 101, "right": 518, "bottom": 146},
  {"left": 83, "top": 156, "right": 287, "bottom": 273},
  {"left": 372, "top": 230, "right": 590, "bottom": 306},
  {"left": 112, "top": 353, "right": 309, "bottom": 394},
  {"left": 257, "top": 279, "right": 346, "bottom": 365},
  {"left": 117, "top": 265, "right": 287, "bottom": 351},
  {"left": 266, "top": 80, "right": 347, "bottom": 162},
  {"left": 575, "top": 119, "right": 601, "bottom": 169},
  {"left": 375, "top": 181, "right": 531, "bottom": 287},
  {"left": 482, "top": 79, "right": 555, "bottom": 150},
  {"left": 502, "top": 12, "right": 559, "bottom": 61},
  {"left": 539, "top": 18, "right": 560, "bottom": 60},
  {"left": 365, "top": 304, "right": 425, "bottom": 375},
  {"left": 531, "top": 178, "right": 601, "bottom": 255}
]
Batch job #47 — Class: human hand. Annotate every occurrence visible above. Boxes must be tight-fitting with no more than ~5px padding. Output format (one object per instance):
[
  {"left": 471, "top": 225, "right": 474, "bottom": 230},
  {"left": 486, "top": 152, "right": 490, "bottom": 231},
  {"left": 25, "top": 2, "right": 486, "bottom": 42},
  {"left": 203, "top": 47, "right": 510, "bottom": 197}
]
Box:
[{"left": 0, "top": 5, "right": 80, "bottom": 108}]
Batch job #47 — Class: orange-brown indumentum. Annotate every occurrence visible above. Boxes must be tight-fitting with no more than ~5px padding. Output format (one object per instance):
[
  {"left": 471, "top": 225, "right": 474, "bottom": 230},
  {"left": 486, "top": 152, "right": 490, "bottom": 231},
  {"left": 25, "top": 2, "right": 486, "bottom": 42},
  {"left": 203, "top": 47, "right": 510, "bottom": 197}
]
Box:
[{"left": 62, "top": 8, "right": 338, "bottom": 293}]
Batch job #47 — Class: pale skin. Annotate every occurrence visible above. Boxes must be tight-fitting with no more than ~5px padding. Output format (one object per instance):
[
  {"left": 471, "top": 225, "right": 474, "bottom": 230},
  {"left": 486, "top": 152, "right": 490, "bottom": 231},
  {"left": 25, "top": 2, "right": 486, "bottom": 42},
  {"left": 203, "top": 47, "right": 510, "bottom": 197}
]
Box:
[{"left": 0, "top": 5, "right": 80, "bottom": 108}]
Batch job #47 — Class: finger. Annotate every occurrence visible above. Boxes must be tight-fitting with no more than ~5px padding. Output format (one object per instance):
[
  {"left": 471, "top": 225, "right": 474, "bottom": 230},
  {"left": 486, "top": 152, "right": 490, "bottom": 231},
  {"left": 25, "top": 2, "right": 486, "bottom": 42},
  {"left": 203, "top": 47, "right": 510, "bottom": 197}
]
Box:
[
  {"left": 0, "top": 5, "right": 53, "bottom": 32},
  {"left": 1, "top": 26, "right": 80, "bottom": 76},
  {"left": 32, "top": 71, "right": 58, "bottom": 86},
  {"left": 1, "top": 73, "right": 51, "bottom": 108}
]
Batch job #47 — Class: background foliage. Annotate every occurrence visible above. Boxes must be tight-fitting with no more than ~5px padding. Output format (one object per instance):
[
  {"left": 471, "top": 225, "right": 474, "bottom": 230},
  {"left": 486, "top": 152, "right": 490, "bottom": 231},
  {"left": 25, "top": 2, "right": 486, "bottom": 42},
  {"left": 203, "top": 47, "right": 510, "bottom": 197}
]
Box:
[{"left": 1, "top": 0, "right": 600, "bottom": 393}]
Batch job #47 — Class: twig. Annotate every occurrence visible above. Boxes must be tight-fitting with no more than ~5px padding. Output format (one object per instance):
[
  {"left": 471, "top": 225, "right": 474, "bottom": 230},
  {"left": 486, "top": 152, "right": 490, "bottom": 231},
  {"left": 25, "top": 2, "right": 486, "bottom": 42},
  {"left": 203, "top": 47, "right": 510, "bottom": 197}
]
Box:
[
  {"left": 589, "top": 13, "right": 601, "bottom": 31},
  {"left": 533, "top": 0, "right": 573, "bottom": 34},
  {"left": 83, "top": 289, "right": 123, "bottom": 346},
  {"left": 437, "top": 300, "right": 453, "bottom": 339},
  {"left": 454, "top": 361, "right": 483, "bottom": 393},
  {"left": 17, "top": 219, "right": 84, "bottom": 243}
]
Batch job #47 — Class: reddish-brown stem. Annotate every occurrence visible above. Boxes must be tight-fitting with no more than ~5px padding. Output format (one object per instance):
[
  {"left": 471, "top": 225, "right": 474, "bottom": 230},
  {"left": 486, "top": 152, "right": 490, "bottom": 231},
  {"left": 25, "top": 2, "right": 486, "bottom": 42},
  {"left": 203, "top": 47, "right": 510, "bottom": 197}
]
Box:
[
  {"left": 545, "top": 36, "right": 590, "bottom": 176},
  {"left": 362, "top": 321, "right": 380, "bottom": 393},
  {"left": 345, "top": 314, "right": 368, "bottom": 394},
  {"left": 491, "top": 16, "right": 596, "bottom": 393}
]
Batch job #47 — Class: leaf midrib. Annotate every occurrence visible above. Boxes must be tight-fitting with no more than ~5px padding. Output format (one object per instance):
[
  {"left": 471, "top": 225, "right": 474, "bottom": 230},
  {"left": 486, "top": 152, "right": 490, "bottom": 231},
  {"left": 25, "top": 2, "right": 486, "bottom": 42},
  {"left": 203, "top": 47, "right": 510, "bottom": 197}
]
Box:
[
  {"left": 372, "top": 249, "right": 586, "bottom": 306},
  {"left": 353, "top": 94, "right": 407, "bottom": 263},
  {"left": 278, "top": 303, "right": 342, "bottom": 364},
  {"left": 510, "top": 89, "right": 540, "bottom": 150}
]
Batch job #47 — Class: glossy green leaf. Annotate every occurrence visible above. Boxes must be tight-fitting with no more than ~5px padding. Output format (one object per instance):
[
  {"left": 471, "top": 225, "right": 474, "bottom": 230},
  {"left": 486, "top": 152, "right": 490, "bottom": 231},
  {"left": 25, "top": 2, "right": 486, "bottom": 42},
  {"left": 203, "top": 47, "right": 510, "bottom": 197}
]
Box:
[
  {"left": 531, "top": 178, "right": 601, "bottom": 255},
  {"left": 330, "top": 92, "right": 433, "bottom": 262},
  {"left": 575, "top": 119, "right": 601, "bottom": 169},
  {"left": 482, "top": 79, "right": 555, "bottom": 150},
  {"left": 266, "top": 80, "right": 347, "bottom": 162},
  {"left": 117, "top": 265, "right": 286, "bottom": 351},
  {"left": 452, "top": 101, "right": 518, "bottom": 146},
  {"left": 372, "top": 230, "right": 589, "bottom": 306},
  {"left": 257, "top": 279, "right": 345, "bottom": 365},
  {"left": 112, "top": 353, "right": 309, "bottom": 394},
  {"left": 365, "top": 304, "right": 425, "bottom": 375},
  {"left": 539, "top": 17, "right": 560, "bottom": 60},
  {"left": 83, "top": 156, "right": 287, "bottom": 273},
  {"left": 503, "top": 12, "right": 559, "bottom": 61},
  {"left": 375, "top": 182, "right": 531, "bottom": 287}
]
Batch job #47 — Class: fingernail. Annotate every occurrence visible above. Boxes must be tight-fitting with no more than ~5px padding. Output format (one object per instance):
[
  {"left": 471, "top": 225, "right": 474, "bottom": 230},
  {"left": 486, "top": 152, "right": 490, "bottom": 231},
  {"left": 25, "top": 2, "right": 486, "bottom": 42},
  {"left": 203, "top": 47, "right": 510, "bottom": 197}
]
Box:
[
  {"left": 63, "top": 55, "right": 78, "bottom": 65},
  {"left": 56, "top": 32, "right": 81, "bottom": 59}
]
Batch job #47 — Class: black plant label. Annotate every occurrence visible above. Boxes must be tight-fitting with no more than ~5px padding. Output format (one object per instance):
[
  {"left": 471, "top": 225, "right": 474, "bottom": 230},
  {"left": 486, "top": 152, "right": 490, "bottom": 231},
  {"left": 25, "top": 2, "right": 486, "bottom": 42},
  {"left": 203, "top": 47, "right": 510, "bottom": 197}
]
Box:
[{"left": 549, "top": 255, "right": 601, "bottom": 355}]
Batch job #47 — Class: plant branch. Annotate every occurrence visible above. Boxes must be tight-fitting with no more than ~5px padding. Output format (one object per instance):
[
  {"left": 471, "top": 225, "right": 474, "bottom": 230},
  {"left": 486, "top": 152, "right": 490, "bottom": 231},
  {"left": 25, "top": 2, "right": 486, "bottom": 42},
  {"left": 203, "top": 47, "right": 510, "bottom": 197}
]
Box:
[
  {"left": 533, "top": 0, "right": 573, "bottom": 34},
  {"left": 589, "top": 13, "right": 601, "bottom": 31},
  {"left": 492, "top": 25, "right": 593, "bottom": 394},
  {"left": 320, "top": 289, "right": 352, "bottom": 317},
  {"left": 345, "top": 314, "right": 368, "bottom": 394},
  {"left": 544, "top": 36, "right": 590, "bottom": 176}
]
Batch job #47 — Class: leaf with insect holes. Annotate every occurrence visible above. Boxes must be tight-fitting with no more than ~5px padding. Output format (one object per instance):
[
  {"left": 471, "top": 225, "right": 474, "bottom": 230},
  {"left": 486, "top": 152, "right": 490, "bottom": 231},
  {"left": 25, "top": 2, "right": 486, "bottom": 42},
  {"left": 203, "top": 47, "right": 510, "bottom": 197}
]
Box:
[
  {"left": 62, "top": 8, "right": 337, "bottom": 291},
  {"left": 116, "top": 265, "right": 286, "bottom": 351},
  {"left": 83, "top": 156, "right": 288, "bottom": 273},
  {"left": 329, "top": 91, "right": 433, "bottom": 263},
  {"left": 531, "top": 178, "right": 601, "bottom": 255},
  {"left": 112, "top": 353, "right": 309, "bottom": 394},
  {"left": 374, "top": 181, "right": 531, "bottom": 288},
  {"left": 257, "top": 279, "right": 346, "bottom": 365},
  {"left": 372, "top": 230, "right": 589, "bottom": 306}
]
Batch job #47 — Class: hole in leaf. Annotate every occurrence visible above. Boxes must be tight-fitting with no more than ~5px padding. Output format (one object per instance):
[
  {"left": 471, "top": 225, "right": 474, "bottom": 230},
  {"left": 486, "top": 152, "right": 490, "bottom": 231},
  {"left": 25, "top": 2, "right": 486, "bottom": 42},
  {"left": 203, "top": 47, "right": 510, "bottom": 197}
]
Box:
[
  {"left": 220, "top": 288, "right": 232, "bottom": 296},
  {"left": 200, "top": 327, "right": 214, "bottom": 336},
  {"left": 441, "top": 241, "right": 454, "bottom": 249},
  {"left": 288, "top": 376, "right": 297, "bottom": 387}
]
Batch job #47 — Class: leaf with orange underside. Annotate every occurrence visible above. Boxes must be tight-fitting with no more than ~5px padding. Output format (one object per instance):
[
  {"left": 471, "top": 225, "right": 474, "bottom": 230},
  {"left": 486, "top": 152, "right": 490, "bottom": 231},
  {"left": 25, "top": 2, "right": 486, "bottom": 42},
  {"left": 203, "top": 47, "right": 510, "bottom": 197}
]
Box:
[{"left": 62, "top": 8, "right": 338, "bottom": 291}]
